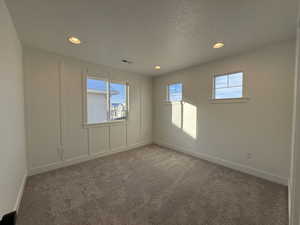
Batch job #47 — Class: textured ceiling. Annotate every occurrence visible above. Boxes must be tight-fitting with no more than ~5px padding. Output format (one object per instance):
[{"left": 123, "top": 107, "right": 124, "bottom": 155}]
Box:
[{"left": 6, "top": 0, "right": 298, "bottom": 76}]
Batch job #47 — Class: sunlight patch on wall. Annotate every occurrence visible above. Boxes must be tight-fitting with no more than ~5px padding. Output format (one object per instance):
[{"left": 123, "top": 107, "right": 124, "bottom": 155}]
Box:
[
  {"left": 183, "top": 102, "right": 197, "bottom": 139},
  {"left": 171, "top": 102, "right": 197, "bottom": 140}
]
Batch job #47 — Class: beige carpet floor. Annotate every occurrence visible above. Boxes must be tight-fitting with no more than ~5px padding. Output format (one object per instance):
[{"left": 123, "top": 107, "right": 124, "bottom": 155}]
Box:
[{"left": 17, "top": 145, "right": 288, "bottom": 225}]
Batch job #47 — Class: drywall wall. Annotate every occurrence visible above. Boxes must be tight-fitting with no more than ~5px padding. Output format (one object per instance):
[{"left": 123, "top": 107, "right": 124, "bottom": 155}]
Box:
[
  {"left": 0, "top": 0, "right": 27, "bottom": 218},
  {"left": 290, "top": 23, "right": 300, "bottom": 225},
  {"left": 153, "top": 40, "right": 295, "bottom": 185},
  {"left": 23, "top": 47, "right": 152, "bottom": 175}
]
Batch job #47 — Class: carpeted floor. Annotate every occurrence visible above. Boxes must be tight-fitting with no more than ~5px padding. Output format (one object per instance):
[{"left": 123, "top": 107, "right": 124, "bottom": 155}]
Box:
[{"left": 17, "top": 145, "right": 288, "bottom": 225}]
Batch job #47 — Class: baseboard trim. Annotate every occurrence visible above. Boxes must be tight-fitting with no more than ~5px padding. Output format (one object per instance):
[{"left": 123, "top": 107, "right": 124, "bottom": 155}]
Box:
[
  {"left": 154, "top": 140, "right": 288, "bottom": 186},
  {"left": 14, "top": 173, "right": 27, "bottom": 213},
  {"left": 288, "top": 179, "right": 294, "bottom": 225},
  {"left": 29, "top": 141, "right": 152, "bottom": 176},
  {"left": 0, "top": 173, "right": 27, "bottom": 221}
]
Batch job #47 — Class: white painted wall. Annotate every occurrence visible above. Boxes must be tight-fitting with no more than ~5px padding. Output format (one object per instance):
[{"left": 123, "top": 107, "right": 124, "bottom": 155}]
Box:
[
  {"left": 153, "top": 40, "right": 295, "bottom": 185},
  {"left": 0, "top": 0, "right": 27, "bottom": 218},
  {"left": 290, "top": 21, "right": 300, "bottom": 225},
  {"left": 23, "top": 47, "right": 152, "bottom": 175}
]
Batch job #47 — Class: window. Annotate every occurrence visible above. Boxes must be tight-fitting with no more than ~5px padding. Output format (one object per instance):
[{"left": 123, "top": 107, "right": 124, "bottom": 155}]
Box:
[
  {"left": 213, "top": 72, "right": 244, "bottom": 100},
  {"left": 167, "top": 83, "right": 182, "bottom": 102},
  {"left": 110, "top": 82, "right": 127, "bottom": 121},
  {"left": 86, "top": 77, "right": 128, "bottom": 124}
]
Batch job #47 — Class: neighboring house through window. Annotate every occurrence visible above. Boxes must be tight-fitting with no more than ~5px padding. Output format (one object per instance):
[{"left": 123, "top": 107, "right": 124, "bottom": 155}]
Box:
[{"left": 86, "top": 77, "right": 128, "bottom": 125}]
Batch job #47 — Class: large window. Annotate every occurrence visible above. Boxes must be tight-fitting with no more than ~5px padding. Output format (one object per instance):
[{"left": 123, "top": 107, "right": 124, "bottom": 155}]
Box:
[
  {"left": 86, "top": 77, "right": 128, "bottom": 124},
  {"left": 167, "top": 83, "right": 183, "bottom": 102},
  {"left": 213, "top": 72, "right": 244, "bottom": 100}
]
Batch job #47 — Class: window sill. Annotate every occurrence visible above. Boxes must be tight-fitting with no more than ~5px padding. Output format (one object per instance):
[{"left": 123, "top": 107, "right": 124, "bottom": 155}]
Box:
[
  {"left": 164, "top": 101, "right": 184, "bottom": 105},
  {"left": 210, "top": 97, "right": 250, "bottom": 104},
  {"left": 83, "top": 119, "right": 127, "bottom": 128}
]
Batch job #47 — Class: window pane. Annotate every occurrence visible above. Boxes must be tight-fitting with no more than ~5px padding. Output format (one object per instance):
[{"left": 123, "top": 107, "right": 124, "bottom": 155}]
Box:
[
  {"left": 110, "top": 82, "right": 127, "bottom": 120},
  {"left": 215, "top": 75, "right": 228, "bottom": 88},
  {"left": 229, "top": 72, "right": 243, "bottom": 87},
  {"left": 215, "top": 87, "right": 243, "bottom": 99},
  {"left": 169, "top": 83, "right": 182, "bottom": 102},
  {"left": 87, "top": 78, "right": 108, "bottom": 124}
]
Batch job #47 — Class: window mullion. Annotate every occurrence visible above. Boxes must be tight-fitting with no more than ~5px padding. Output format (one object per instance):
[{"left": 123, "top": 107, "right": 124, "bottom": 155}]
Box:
[
  {"left": 127, "top": 83, "right": 129, "bottom": 117},
  {"left": 107, "top": 80, "right": 110, "bottom": 121},
  {"left": 227, "top": 75, "right": 229, "bottom": 88}
]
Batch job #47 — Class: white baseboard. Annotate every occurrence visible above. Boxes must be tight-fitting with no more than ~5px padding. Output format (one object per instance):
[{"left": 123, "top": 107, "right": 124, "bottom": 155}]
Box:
[
  {"left": 154, "top": 140, "right": 288, "bottom": 186},
  {"left": 288, "top": 179, "right": 294, "bottom": 225},
  {"left": 0, "top": 173, "right": 27, "bottom": 220},
  {"left": 14, "top": 173, "right": 27, "bottom": 213},
  {"left": 29, "top": 141, "right": 152, "bottom": 176}
]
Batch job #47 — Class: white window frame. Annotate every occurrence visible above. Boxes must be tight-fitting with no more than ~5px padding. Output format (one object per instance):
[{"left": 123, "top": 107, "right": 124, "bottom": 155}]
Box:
[
  {"left": 211, "top": 71, "right": 249, "bottom": 103},
  {"left": 166, "top": 82, "right": 183, "bottom": 103},
  {"left": 83, "top": 74, "right": 129, "bottom": 127}
]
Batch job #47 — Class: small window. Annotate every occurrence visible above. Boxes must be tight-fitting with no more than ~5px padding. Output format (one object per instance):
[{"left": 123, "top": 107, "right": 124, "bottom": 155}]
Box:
[
  {"left": 167, "top": 83, "right": 182, "bottom": 102},
  {"left": 213, "top": 72, "right": 244, "bottom": 100},
  {"left": 86, "top": 77, "right": 128, "bottom": 125}
]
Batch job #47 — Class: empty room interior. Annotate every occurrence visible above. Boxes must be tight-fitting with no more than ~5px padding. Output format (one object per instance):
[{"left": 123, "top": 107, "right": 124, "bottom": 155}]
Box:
[{"left": 2, "top": 0, "right": 300, "bottom": 224}]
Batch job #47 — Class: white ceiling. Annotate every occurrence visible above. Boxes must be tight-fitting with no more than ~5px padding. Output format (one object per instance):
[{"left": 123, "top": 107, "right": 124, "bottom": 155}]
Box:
[{"left": 6, "top": 0, "right": 298, "bottom": 76}]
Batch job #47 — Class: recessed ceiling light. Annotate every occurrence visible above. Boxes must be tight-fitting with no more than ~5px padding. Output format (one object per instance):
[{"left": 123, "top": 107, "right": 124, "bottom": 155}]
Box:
[
  {"left": 213, "top": 42, "right": 224, "bottom": 49},
  {"left": 155, "top": 65, "right": 161, "bottom": 70},
  {"left": 68, "top": 36, "right": 81, "bottom": 45}
]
